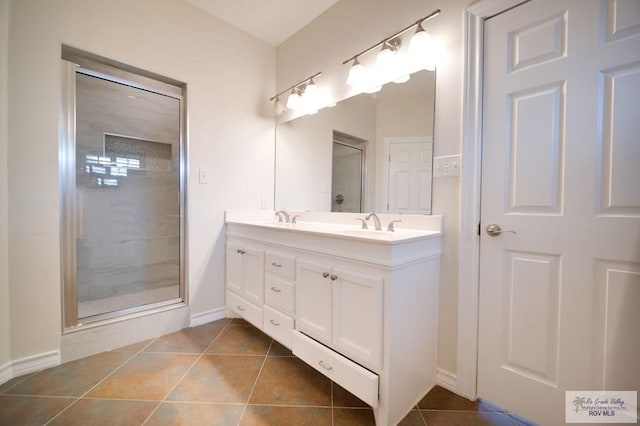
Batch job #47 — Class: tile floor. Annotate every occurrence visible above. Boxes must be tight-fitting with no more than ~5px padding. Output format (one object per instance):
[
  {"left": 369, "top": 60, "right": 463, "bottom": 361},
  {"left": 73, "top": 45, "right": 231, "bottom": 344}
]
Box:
[{"left": 0, "top": 319, "right": 534, "bottom": 425}]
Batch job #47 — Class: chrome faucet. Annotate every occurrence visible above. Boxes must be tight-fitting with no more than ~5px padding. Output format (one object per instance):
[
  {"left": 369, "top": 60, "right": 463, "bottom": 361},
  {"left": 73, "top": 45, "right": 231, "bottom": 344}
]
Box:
[
  {"left": 355, "top": 218, "right": 368, "bottom": 229},
  {"left": 275, "top": 210, "right": 290, "bottom": 223},
  {"left": 366, "top": 213, "right": 382, "bottom": 231}
]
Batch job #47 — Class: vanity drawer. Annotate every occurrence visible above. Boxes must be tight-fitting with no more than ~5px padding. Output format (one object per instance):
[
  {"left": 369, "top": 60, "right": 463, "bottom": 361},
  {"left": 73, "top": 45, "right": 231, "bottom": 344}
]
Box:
[
  {"left": 263, "top": 305, "right": 294, "bottom": 348},
  {"left": 265, "top": 252, "right": 296, "bottom": 280},
  {"left": 292, "top": 330, "right": 378, "bottom": 408},
  {"left": 265, "top": 275, "right": 295, "bottom": 314},
  {"left": 227, "top": 291, "right": 263, "bottom": 329}
]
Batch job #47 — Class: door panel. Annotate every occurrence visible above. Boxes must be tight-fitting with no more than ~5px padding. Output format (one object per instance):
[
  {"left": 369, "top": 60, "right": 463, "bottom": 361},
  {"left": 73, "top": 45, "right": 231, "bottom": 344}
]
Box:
[
  {"left": 242, "top": 247, "right": 264, "bottom": 306},
  {"left": 296, "top": 260, "right": 333, "bottom": 344},
  {"left": 478, "top": 0, "right": 640, "bottom": 423},
  {"left": 332, "top": 268, "right": 383, "bottom": 371},
  {"left": 388, "top": 140, "right": 432, "bottom": 214}
]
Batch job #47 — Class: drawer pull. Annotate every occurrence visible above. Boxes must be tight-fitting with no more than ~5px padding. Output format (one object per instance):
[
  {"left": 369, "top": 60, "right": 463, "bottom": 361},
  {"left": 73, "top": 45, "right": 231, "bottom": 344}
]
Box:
[
  {"left": 318, "top": 360, "right": 333, "bottom": 371},
  {"left": 271, "top": 262, "right": 282, "bottom": 267},
  {"left": 236, "top": 249, "right": 246, "bottom": 255},
  {"left": 322, "top": 272, "right": 330, "bottom": 278},
  {"left": 236, "top": 305, "right": 245, "bottom": 311},
  {"left": 330, "top": 275, "right": 338, "bottom": 281},
  {"left": 270, "top": 286, "right": 282, "bottom": 293},
  {"left": 269, "top": 319, "right": 280, "bottom": 326}
]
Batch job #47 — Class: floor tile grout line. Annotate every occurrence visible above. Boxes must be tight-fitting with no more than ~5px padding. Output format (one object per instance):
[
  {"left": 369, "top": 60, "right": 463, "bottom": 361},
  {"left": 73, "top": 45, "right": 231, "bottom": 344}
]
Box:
[
  {"left": 141, "top": 320, "right": 232, "bottom": 425},
  {"left": 417, "top": 405, "right": 428, "bottom": 425},
  {"left": 43, "top": 396, "right": 82, "bottom": 425},
  {"left": 237, "top": 338, "right": 274, "bottom": 425},
  {"left": 77, "top": 339, "right": 159, "bottom": 399},
  {"left": 0, "top": 371, "right": 38, "bottom": 395},
  {"left": 244, "top": 402, "right": 335, "bottom": 409},
  {"left": 40, "top": 336, "right": 163, "bottom": 425},
  {"left": 331, "top": 381, "right": 335, "bottom": 426}
]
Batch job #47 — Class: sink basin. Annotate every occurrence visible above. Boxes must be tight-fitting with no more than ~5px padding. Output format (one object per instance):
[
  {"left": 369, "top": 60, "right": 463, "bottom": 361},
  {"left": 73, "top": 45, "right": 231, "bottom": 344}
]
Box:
[{"left": 337, "top": 228, "right": 437, "bottom": 241}]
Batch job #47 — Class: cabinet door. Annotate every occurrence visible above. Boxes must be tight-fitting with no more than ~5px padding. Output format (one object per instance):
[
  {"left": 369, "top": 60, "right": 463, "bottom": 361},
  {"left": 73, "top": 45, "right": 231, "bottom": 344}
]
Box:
[
  {"left": 296, "top": 259, "right": 333, "bottom": 344},
  {"left": 242, "top": 247, "right": 264, "bottom": 306},
  {"left": 226, "top": 243, "right": 244, "bottom": 295},
  {"left": 332, "top": 268, "right": 383, "bottom": 371}
]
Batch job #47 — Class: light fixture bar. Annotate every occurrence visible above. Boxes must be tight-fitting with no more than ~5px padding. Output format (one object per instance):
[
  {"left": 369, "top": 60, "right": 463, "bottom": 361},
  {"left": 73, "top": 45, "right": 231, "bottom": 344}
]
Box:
[
  {"left": 269, "top": 71, "right": 322, "bottom": 101},
  {"left": 341, "top": 9, "right": 441, "bottom": 65}
]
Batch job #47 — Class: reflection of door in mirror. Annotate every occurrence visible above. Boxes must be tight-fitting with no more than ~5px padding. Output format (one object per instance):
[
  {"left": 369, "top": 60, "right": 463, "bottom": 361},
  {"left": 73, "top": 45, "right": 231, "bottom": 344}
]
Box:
[
  {"left": 331, "top": 132, "right": 366, "bottom": 212},
  {"left": 385, "top": 137, "right": 432, "bottom": 214}
]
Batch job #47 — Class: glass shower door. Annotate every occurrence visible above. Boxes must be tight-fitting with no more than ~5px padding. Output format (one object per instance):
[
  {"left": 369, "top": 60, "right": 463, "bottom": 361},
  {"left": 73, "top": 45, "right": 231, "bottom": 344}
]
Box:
[{"left": 62, "top": 61, "right": 185, "bottom": 326}]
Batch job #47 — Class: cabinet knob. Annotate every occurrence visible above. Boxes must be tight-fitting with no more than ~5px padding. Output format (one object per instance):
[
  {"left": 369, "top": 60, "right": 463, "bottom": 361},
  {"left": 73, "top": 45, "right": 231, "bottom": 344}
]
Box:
[
  {"left": 318, "top": 360, "right": 333, "bottom": 371},
  {"left": 322, "top": 272, "right": 330, "bottom": 278},
  {"left": 270, "top": 286, "right": 281, "bottom": 293},
  {"left": 270, "top": 319, "right": 280, "bottom": 326},
  {"left": 330, "top": 275, "right": 338, "bottom": 281}
]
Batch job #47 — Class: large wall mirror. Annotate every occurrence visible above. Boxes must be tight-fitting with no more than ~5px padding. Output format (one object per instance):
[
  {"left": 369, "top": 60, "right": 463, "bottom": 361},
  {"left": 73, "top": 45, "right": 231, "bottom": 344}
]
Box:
[{"left": 275, "top": 69, "right": 435, "bottom": 214}]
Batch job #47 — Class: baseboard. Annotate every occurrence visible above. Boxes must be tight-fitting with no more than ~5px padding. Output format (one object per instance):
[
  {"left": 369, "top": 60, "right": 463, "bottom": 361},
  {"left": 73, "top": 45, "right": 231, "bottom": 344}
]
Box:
[
  {"left": 190, "top": 306, "right": 226, "bottom": 327},
  {"left": 9, "top": 350, "right": 60, "bottom": 379},
  {"left": 436, "top": 368, "right": 458, "bottom": 393}
]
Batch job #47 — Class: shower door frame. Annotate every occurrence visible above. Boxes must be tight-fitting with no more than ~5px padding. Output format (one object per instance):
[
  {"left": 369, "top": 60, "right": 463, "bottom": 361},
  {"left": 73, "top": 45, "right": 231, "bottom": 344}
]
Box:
[{"left": 59, "top": 48, "right": 188, "bottom": 332}]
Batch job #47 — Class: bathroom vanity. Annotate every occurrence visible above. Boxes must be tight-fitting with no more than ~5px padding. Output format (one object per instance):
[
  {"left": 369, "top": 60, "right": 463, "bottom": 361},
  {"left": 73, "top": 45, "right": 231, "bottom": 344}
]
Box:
[{"left": 225, "top": 210, "right": 441, "bottom": 426}]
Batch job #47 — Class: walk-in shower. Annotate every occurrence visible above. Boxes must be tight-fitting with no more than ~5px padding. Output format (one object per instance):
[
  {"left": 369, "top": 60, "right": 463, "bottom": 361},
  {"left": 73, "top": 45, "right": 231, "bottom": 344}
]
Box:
[{"left": 60, "top": 48, "right": 186, "bottom": 330}]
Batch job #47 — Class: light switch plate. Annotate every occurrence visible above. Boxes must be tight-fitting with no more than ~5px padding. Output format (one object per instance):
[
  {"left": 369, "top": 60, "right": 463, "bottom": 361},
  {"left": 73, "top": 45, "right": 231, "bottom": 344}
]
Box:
[
  {"left": 198, "top": 168, "right": 210, "bottom": 184},
  {"left": 433, "top": 155, "right": 461, "bottom": 178}
]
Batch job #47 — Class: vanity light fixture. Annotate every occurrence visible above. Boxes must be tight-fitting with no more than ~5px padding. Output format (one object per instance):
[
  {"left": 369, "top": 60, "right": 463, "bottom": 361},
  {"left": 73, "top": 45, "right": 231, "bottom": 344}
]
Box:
[
  {"left": 269, "top": 71, "right": 323, "bottom": 115},
  {"left": 285, "top": 87, "right": 302, "bottom": 110},
  {"left": 272, "top": 96, "right": 286, "bottom": 115},
  {"left": 409, "top": 22, "right": 436, "bottom": 71},
  {"left": 343, "top": 9, "right": 441, "bottom": 90}
]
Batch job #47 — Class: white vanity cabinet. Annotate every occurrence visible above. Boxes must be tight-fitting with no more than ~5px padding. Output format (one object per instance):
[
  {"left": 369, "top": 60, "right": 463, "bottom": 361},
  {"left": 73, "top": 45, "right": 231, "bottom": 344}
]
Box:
[
  {"left": 263, "top": 250, "right": 296, "bottom": 348},
  {"left": 225, "top": 213, "right": 441, "bottom": 426},
  {"left": 297, "top": 258, "right": 383, "bottom": 371},
  {"left": 225, "top": 242, "right": 264, "bottom": 328}
]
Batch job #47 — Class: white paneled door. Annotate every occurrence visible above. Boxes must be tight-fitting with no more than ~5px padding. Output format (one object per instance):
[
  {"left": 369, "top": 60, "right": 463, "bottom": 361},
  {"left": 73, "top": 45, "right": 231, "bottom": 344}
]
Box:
[
  {"left": 478, "top": 0, "right": 640, "bottom": 424},
  {"left": 387, "top": 138, "right": 432, "bottom": 214}
]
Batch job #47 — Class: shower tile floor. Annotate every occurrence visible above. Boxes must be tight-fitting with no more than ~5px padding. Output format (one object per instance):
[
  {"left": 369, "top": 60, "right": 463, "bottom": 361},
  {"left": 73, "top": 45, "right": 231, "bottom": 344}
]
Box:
[
  {"left": 78, "top": 286, "right": 180, "bottom": 318},
  {"left": 0, "top": 319, "right": 534, "bottom": 425}
]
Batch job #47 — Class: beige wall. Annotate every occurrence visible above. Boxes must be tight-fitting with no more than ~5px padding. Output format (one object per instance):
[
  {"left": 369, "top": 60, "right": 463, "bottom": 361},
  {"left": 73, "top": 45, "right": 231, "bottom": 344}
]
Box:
[
  {"left": 6, "top": 0, "right": 275, "bottom": 360},
  {"left": 277, "top": 0, "right": 470, "bottom": 375},
  {"left": 0, "top": 0, "right": 11, "bottom": 370}
]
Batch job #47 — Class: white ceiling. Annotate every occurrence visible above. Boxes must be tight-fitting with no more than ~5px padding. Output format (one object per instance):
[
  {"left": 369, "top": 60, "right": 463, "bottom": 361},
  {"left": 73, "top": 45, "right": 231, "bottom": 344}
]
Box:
[{"left": 186, "top": 0, "right": 339, "bottom": 46}]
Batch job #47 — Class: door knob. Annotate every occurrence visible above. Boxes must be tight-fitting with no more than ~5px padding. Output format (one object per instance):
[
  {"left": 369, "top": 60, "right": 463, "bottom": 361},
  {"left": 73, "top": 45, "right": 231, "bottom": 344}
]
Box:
[{"left": 486, "top": 224, "right": 517, "bottom": 237}]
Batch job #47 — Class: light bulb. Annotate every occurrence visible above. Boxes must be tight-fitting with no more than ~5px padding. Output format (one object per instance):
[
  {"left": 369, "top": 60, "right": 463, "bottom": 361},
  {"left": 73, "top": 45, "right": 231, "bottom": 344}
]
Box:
[
  {"left": 410, "top": 25, "right": 435, "bottom": 71},
  {"left": 376, "top": 43, "right": 396, "bottom": 75},
  {"left": 273, "top": 97, "right": 286, "bottom": 114},
  {"left": 347, "top": 58, "right": 366, "bottom": 87},
  {"left": 286, "top": 88, "right": 302, "bottom": 110},
  {"left": 304, "top": 80, "right": 320, "bottom": 104},
  {"left": 300, "top": 79, "right": 321, "bottom": 114}
]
